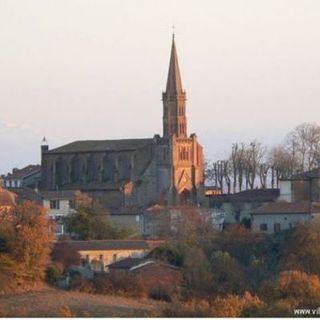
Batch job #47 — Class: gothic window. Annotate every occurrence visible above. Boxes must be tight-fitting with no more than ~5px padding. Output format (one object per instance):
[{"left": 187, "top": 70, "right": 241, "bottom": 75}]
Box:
[
  {"left": 71, "top": 155, "right": 81, "bottom": 183},
  {"left": 87, "top": 155, "right": 99, "bottom": 183},
  {"left": 102, "top": 155, "right": 114, "bottom": 182},
  {"left": 119, "top": 154, "right": 131, "bottom": 180},
  {"left": 55, "top": 158, "right": 63, "bottom": 187}
]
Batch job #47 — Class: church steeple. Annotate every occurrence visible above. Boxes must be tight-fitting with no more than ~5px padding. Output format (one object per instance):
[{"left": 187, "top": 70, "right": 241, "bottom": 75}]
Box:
[
  {"left": 165, "top": 34, "right": 183, "bottom": 95},
  {"left": 162, "top": 34, "right": 187, "bottom": 138}
]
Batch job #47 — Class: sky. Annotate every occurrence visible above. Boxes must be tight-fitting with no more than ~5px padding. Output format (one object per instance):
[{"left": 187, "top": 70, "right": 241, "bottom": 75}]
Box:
[{"left": 1, "top": 0, "right": 320, "bottom": 174}]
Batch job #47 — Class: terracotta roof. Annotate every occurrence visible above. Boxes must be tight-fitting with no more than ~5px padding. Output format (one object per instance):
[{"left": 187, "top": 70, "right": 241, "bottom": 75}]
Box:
[
  {"left": 0, "top": 187, "right": 17, "bottom": 206},
  {"left": 6, "top": 165, "right": 40, "bottom": 180},
  {"left": 253, "top": 201, "right": 311, "bottom": 215},
  {"left": 46, "top": 139, "right": 153, "bottom": 154},
  {"left": 55, "top": 240, "right": 150, "bottom": 251}
]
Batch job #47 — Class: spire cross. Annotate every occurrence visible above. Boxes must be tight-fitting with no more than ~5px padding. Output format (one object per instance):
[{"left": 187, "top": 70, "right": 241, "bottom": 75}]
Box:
[{"left": 172, "top": 24, "right": 175, "bottom": 38}]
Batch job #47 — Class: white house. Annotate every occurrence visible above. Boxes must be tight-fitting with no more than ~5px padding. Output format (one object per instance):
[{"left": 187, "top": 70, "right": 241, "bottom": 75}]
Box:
[
  {"left": 251, "top": 201, "right": 320, "bottom": 234},
  {"left": 41, "top": 190, "right": 78, "bottom": 236}
]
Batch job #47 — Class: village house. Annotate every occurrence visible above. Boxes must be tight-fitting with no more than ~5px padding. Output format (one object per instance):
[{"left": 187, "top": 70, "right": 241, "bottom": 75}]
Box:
[
  {"left": 208, "top": 189, "right": 280, "bottom": 225},
  {"left": 251, "top": 201, "right": 320, "bottom": 234},
  {"left": 3, "top": 165, "right": 41, "bottom": 190},
  {"left": 278, "top": 167, "right": 320, "bottom": 202},
  {"left": 41, "top": 190, "right": 78, "bottom": 236},
  {"left": 54, "top": 240, "right": 152, "bottom": 272}
]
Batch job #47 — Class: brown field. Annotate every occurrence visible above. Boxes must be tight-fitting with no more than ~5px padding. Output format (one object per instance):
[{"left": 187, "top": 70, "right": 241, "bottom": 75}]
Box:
[{"left": 0, "top": 287, "right": 166, "bottom": 317}]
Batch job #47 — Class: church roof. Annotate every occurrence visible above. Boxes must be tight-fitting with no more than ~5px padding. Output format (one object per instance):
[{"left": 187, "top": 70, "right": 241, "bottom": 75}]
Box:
[
  {"left": 47, "top": 138, "right": 154, "bottom": 154},
  {"left": 165, "top": 34, "right": 184, "bottom": 95}
]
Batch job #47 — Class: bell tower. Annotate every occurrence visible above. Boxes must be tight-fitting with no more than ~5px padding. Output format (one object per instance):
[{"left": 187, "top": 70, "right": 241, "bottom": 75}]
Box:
[{"left": 162, "top": 34, "right": 187, "bottom": 138}]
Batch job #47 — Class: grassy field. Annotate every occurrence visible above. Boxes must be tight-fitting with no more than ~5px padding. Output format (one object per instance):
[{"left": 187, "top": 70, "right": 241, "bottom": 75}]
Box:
[{"left": 0, "top": 287, "right": 165, "bottom": 317}]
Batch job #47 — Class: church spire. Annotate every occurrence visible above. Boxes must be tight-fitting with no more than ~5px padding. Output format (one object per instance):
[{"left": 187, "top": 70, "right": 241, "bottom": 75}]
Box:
[
  {"left": 165, "top": 33, "right": 184, "bottom": 95},
  {"left": 162, "top": 34, "right": 187, "bottom": 138}
]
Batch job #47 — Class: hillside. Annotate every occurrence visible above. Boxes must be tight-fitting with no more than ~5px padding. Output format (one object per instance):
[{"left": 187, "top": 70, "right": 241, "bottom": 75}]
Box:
[{"left": 0, "top": 287, "right": 165, "bottom": 317}]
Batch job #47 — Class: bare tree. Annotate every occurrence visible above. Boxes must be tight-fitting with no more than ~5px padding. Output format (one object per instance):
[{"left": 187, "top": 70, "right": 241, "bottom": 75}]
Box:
[
  {"left": 286, "top": 123, "right": 320, "bottom": 171},
  {"left": 259, "top": 163, "right": 270, "bottom": 189}
]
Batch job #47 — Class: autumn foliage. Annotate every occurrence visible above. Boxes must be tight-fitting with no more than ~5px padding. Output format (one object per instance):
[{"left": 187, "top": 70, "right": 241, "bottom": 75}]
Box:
[{"left": 0, "top": 201, "right": 53, "bottom": 290}]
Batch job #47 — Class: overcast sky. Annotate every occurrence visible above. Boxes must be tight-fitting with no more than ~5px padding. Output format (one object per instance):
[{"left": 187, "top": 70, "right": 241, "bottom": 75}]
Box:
[{"left": 1, "top": 0, "right": 320, "bottom": 174}]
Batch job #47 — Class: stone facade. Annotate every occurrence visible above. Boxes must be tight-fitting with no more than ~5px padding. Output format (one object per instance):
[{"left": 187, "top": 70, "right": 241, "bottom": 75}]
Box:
[{"left": 40, "top": 35, "right": 204, "bottom": 210}]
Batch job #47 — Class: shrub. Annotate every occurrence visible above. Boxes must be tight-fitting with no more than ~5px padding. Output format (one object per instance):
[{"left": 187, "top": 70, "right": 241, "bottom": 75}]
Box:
[
  {"left": 46, "top": 266, "right": 62, "bottom": 284},
  {"left": 210, "top": 291, "right": 262, "bottom": 317}
]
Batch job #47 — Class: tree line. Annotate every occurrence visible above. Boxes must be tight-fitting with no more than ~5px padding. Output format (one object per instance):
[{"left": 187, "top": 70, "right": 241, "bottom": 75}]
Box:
[{"left": 205, "top": 122, "right": 320, "bottom": 193}]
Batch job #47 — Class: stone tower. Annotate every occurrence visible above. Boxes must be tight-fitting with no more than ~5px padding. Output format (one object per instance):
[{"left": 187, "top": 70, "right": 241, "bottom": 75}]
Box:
[
  {"left": 162, "top": 34, "right": 205, "bottom": 204},
  {"left": 162, "top": 34, "right": 187, "bottom": 139}
]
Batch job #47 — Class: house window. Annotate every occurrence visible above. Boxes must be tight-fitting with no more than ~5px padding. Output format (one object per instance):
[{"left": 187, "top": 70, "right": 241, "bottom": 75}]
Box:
[
  {"left": 289, "top": 223, "right": 293, "bottom": 229},
  {"left": 50, "top": 200, "right": 60, "bottom": 209},
  {"left": 260, "top": 224, "right": 268, "bottom": 231},
  {"left": 113, "top": 254, "right": 117, "bottom": 262},
  {"left": 274, "top": 223, "right": 281, "bottom": 233},
  {"left": 99, "top": 254, "right": 103, "bottom": 260}
]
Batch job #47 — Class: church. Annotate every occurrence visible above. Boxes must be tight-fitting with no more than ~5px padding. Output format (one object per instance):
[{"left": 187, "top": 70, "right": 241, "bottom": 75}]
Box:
[{"left": 40, "top": 35, "right": 205, "bottom": 210}]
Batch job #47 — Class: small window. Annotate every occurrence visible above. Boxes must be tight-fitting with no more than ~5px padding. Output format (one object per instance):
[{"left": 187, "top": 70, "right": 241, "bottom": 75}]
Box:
[
  {"left": 50, "top": 200, "right": 60, "bottom": 210},
  {"left": 274, "top": 223, "right": 281, "bottom": 233},
  {"left": 260, "top": 224, "right": 268, "bottom": 231},
  {"left": 113, "top": 254, "right": 117, "bottom": 262},
  {"left": 99, "top": 254, "right": 103, "bottom": 260}
]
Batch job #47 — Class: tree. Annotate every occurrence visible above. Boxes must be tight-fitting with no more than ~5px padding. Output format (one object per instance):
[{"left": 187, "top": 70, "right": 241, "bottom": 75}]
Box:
[
  {"left": 260, "top": 270, "right": 320, "bottom": 309},
  {"left": 64, "top": 191, "right": 133, "bottom": 240},
  {"left": 182, "top": 247, "right": 213, "bottom": 298},
  {"left": 210, "top": 291, "right": 262, "bottom": 317},
  {"left": 279, "top": 223, "right": 320, "bottom": 276},
  {"left": 210, "top": 251, "right": 245, "bottom": 295},
  {"left": 286, "top": 122, "right": 320, "bottom": 171},
  {"left": 0, "top": 201, "right": 54, "bottom": 287},
  {"left": 269, "top": 145, "right": 298, "bottom": 186}
]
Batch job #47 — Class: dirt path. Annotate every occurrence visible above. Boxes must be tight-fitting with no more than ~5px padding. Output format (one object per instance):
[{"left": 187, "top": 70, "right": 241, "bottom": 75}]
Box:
[{"left": 0, "top": 287, "right": 165, "bottom": 317}]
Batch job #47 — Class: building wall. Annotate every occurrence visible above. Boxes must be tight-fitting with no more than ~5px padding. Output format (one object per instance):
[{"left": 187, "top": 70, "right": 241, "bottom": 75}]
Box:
[
  {"left": 252, "top": 213, "right": 311, "bottom": 234},
  {"left": 279, "top": 180, "right": 292, "bottom": 202},
  {"left": 43, "top": 199, "right": 75, "bottom": 217},
  {"left": 292, "top": 180, "right": 311, "bottom": 202},
  {"left": 111, "top": 214, "right": 144, "bottom": 234},
  {"left": 79, "top": 249, "right": 147, "bottom": 269}
]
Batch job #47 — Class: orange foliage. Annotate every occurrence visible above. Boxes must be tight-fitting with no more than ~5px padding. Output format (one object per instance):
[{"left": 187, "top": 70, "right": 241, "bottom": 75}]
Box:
[
  {"left": 0, "top": 201, "right": 54, "bottom": 286},
  {"left": 210, "top": 291, "right": 262, "bottom": 317}
]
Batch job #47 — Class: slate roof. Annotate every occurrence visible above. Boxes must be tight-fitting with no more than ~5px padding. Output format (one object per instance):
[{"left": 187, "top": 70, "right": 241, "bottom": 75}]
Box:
[
  {"left": 6, "top": 165, "right": 41, "bottom": 180},
  {"left": 40, "top": 190, "right": 78, "bottom": 200},
  {"left": 46, "top": 139, "right": 154, "bottom": 154},
  {"left": 209, "top": 188, "right": 280, "bottom": 204},
  {"left": 55, "top": 240, "right": 150, "bottom": 251},
  {"left": 253, "top": 201, "right": 312, "bottom": 215},
  {"left": 14, "top": 188, "right": 43, "bottom": 204}
]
